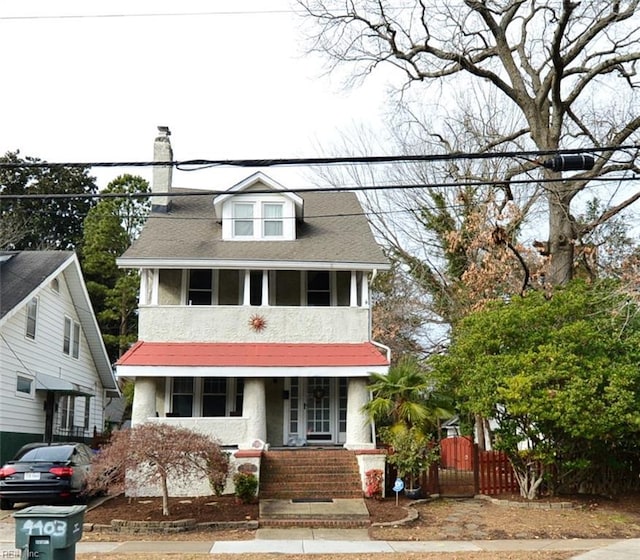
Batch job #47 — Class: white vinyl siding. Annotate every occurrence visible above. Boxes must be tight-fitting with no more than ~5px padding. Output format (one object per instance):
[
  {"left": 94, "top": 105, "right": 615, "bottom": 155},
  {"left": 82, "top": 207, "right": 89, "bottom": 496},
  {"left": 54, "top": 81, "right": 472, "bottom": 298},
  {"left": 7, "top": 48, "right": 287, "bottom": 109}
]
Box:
[{"left": 0, "top": 268, "right": 107, "bottom": 439}]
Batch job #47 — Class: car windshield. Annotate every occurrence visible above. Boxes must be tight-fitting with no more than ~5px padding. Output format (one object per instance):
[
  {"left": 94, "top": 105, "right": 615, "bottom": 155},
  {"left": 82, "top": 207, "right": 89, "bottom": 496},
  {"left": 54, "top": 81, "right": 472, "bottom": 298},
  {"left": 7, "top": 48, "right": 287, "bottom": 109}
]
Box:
[{"left": 14, "top": 446, "right": 73, "bottom": 463}]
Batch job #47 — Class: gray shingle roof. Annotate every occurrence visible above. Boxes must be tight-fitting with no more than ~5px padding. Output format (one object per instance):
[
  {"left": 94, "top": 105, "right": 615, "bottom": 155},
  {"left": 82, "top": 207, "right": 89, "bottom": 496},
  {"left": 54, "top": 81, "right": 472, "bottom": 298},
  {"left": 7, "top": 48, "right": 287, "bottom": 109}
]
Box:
[
  {"left": 119, "top": 189, "right": 389, "bottom": 268},
  {"left": 0, "top": 251, "right": 71, "bottom": 319}
]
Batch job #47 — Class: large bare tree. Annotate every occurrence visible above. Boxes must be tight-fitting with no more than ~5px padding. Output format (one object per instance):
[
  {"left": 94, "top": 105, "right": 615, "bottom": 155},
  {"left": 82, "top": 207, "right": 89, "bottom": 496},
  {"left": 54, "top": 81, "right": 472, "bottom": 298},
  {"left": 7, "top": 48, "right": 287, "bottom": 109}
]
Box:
[{"left": 301, "top": 0, "right": 640, "bottom": 286}]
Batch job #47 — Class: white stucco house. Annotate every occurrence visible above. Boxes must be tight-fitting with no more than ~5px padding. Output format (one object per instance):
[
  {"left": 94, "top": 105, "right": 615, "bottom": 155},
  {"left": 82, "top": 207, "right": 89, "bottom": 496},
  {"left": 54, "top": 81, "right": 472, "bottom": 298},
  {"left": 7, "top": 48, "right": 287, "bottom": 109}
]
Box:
[
  {"left": 0, "top": 251, "right": 119, "bottom": 464},
  {"left": 115, "top": 127, "right": 391, "bottom": 494}
]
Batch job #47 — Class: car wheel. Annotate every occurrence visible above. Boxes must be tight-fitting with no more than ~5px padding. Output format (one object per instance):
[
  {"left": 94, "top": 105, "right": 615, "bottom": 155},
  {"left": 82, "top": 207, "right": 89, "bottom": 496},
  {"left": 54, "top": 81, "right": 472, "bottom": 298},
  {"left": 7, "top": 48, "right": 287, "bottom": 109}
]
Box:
[{"left": 0, "top": 498, "right": 13, "bottom": 510}]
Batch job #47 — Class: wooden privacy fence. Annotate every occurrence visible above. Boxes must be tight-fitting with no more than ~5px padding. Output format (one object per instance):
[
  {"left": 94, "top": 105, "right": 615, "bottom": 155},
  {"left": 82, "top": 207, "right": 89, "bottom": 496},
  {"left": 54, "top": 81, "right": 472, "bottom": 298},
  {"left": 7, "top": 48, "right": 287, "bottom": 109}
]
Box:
[
  {"left": 421, "top": 437, "right": 520, "bottom": 496},
  {"left": 477, "top": 450, "right": 519, "bottom": 495}
]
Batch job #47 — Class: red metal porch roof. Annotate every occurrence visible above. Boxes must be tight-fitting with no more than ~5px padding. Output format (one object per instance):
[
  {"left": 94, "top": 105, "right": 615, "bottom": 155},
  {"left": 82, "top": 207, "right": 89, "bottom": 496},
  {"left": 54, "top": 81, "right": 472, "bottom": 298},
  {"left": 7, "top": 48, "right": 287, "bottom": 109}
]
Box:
[{"left": 117, "top": 341, "right": 389, "bottom": 368}]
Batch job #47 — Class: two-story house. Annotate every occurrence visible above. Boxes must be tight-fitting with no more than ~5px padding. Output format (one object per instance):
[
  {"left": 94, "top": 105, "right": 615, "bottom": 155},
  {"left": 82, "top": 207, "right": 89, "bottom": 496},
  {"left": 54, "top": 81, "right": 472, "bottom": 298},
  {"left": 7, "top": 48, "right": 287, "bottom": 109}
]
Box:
[
  {"left": 115, "top": 127, "right": 390, "bottom": 495},
  {"left": 0, "top": 251, "right": 119, "bottom": 464}
]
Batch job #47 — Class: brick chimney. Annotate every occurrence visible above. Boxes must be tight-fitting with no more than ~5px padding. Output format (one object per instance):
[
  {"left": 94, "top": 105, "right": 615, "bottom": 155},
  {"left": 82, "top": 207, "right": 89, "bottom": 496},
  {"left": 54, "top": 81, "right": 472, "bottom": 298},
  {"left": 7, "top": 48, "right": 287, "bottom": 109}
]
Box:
[{"left": 152, "top": 126, "right": 173, "bottom": 212}]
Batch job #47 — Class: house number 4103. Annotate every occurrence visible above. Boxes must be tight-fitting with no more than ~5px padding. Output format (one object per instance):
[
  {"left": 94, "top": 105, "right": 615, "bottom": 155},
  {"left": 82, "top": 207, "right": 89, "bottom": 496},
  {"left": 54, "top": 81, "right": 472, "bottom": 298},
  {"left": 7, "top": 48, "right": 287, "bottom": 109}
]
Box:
[{"left": 20, "top": 519, "right": 67, "bottom": 537}]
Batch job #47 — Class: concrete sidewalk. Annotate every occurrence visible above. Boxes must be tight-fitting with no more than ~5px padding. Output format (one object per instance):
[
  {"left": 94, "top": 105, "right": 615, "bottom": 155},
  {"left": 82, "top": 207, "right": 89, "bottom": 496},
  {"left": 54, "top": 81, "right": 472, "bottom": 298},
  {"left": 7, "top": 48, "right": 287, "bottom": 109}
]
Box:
[{"left": 2, "top": 523, "right": 640, "bottom": 558}]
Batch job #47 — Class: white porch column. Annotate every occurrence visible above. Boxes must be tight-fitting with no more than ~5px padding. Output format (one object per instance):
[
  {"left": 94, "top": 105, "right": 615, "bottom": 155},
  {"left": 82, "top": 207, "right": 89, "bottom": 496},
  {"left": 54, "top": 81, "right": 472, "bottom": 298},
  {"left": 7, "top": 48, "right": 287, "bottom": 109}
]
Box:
[
  {"left": 241, "top": 378, "right": 267, "bottom": 449},
  {"left": 131, "top": 377, "right": 157, "bottom": 426},
  {"left": 243, "top": 270, "right": 251, "bottom": 306},
  {"left": 261, "top": 270, "right": 269, "bottom": 306},
  {"left": 344, "top": 377, "right": 374, "bottom": 450},
  {"left": 350, "top": 271, "right": 358, "bottom": 307}
]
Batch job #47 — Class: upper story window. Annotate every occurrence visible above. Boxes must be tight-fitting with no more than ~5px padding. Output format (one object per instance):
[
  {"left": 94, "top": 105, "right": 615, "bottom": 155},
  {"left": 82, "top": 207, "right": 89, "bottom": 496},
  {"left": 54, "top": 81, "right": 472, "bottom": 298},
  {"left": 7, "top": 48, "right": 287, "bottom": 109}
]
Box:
[
  {"left": 63, "top": 317, "right": 81, "bottom": 358},
  {"left": 215, "top": 174, "right": 302, "bottom": 241},
  {"left": 233, "top": 203, "right": 254, "bottom": 237},
  {"left": 231, "top": 201, "right": 285, "bottom": 239},
  {"left": 25, "top": 297, "right": 38, "bottom": 340},
  {"left": 188, "top": 270, "right": 213, "bottom": 305},
  {"left": 263, "top": 203, "right": 283, "bottom": 237}
]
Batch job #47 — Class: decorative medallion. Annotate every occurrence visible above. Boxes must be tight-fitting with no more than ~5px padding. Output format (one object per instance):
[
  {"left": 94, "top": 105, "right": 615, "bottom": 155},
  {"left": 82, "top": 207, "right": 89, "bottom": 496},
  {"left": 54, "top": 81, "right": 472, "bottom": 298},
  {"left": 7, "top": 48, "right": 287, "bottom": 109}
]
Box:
[{"left": 249, "top": 314, "right": 267, "bottom": 332}]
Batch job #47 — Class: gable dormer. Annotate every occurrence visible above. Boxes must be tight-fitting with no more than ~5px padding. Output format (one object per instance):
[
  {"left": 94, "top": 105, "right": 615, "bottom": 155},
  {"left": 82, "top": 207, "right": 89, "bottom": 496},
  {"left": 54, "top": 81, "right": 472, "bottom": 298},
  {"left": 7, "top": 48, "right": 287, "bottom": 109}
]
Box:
[{"left": 214, "top": 172, "right": 304, "bottom": 241}]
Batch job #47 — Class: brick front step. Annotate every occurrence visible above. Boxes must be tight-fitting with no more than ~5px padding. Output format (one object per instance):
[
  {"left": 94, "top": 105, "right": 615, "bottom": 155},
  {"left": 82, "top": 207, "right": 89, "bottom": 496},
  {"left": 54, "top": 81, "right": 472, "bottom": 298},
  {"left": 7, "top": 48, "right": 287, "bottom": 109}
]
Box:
[{"left": 260, "top": 449, "right": 363, "bottom": 500}]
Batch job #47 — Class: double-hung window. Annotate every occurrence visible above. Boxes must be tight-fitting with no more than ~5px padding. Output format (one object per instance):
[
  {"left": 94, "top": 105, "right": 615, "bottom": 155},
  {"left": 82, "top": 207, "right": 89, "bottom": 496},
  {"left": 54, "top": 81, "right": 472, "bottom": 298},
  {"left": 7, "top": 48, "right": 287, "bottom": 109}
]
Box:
[
  {"left": 263, "top": 203, "right": 283, "bottom": 237},
  {"left": 63, "top": 317, "right": 81, "bottom": 358},
  {"left": 25, "top": 298, "right": 38, "bottom": 339},
  {"left": 233, "top": 203, "right": 254, "bottom": 237}
]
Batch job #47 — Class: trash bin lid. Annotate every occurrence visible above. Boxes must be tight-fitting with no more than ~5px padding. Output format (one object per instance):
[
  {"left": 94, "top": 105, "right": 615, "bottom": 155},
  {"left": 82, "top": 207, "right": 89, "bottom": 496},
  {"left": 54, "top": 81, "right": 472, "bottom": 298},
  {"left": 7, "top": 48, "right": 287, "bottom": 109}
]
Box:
[{"left": 13, "top": 505, "right": 87, "bottom": 518}]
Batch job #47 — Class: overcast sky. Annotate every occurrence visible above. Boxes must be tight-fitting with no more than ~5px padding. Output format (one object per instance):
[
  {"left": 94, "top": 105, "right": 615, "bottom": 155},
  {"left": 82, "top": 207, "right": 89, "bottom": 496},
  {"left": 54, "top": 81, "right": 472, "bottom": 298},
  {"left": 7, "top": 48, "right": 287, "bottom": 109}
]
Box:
[{"left": 1, "top": 0, "right": 396, "bottom": 191}]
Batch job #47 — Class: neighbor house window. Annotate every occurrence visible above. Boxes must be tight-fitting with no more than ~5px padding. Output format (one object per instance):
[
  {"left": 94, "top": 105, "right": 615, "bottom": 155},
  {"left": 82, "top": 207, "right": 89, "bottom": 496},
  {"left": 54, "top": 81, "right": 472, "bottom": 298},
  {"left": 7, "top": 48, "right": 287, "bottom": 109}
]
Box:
[
  {"left": 59, "top": 395, "right": 75, "bottom": 430},
  {"left": 63, "top": 317, "right": 81, "bottom": 358},
  {"left": 83, "top": 397, "right": 91, "bottom": 430},
  {"left": 25, "top": 298, "right": 38, "bottom": 339},
  {"left": 263, "top": 203, "right": 283, "bottom": 237},
  {"left": 188, "top": 270, "right": 213, "bottom": 305},
  {"left": 233, "top": 203, "right": 254, "bottom": 237},
  {"left": 16, "top": 374, "right": 34, "bottom": 397}
]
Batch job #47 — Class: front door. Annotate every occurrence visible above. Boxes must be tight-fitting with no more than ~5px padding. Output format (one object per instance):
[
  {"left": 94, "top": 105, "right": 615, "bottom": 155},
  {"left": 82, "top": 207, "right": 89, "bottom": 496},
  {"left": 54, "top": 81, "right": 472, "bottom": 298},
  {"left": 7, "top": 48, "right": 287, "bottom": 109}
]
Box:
[
  {"left": 285, "top": 378, "right": 346, "bottom": 445},
  {"left": 304, "top": 377, "right": 332, "bottom": 442}
]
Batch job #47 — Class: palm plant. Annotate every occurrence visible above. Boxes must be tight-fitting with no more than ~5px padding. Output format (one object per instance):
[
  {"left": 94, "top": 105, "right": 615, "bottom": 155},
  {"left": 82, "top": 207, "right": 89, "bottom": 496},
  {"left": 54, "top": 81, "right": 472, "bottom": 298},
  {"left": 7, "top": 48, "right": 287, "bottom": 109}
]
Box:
[{"left": 364, "top": 355, "right": 452, "bottom": 437}]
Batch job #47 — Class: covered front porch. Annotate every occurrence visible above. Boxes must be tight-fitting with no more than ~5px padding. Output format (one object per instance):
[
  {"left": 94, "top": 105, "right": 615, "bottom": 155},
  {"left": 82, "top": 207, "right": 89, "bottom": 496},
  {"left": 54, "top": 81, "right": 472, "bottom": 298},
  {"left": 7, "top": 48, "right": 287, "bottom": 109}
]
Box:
[{"left": 117, "top": 341, "right": 390, "bottom": 451}]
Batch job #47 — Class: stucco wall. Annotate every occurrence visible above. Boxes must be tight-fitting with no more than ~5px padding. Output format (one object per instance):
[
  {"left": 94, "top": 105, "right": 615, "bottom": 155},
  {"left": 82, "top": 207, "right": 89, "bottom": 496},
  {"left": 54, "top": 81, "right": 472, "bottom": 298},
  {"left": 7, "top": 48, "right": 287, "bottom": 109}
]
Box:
[{"left": 138, "top": 306, "right": 370, "bottom": 343}]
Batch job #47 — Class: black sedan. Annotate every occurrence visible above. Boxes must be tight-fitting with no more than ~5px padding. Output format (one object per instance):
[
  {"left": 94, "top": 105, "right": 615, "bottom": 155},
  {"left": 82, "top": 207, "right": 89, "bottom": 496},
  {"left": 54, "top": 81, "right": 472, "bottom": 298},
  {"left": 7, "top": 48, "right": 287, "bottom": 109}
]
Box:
[{"left": 0, "top": 442, "right": 94, "bottom": 510}]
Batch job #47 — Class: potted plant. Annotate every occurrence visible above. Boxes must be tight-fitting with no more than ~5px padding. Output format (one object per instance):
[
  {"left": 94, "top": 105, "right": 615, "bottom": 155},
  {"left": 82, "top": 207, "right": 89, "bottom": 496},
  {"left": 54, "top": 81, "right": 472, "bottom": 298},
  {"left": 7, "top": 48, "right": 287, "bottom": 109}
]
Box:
[{"left": 381, "top": 425, "right": 437, "bottom": 499}]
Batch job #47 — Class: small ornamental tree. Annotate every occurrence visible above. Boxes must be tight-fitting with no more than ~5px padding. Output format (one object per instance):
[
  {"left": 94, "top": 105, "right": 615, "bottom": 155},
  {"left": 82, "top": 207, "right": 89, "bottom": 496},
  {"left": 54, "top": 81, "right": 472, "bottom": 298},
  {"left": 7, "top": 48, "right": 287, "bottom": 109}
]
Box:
[{"left": 87, "top": 423, "right": 229, "bottom": 516}]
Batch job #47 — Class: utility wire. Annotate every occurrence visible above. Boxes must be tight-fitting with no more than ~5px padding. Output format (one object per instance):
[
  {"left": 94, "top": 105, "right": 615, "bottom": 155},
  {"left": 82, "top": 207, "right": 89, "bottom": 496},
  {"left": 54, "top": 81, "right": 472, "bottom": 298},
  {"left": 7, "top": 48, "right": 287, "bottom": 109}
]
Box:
[
  {"left": 0, "top": 143, "right": 638, "bottom": 170},
  {"left": 1, "top": 175, "right": 637, "bottom": 201}
]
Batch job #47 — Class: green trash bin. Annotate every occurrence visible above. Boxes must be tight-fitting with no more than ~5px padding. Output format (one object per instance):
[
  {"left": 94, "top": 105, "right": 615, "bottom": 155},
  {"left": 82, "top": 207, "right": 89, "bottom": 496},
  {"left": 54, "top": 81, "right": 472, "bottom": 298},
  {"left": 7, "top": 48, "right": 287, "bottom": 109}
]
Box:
[{"left": 13, "top": 505, "right": 86, "bottom": 560}]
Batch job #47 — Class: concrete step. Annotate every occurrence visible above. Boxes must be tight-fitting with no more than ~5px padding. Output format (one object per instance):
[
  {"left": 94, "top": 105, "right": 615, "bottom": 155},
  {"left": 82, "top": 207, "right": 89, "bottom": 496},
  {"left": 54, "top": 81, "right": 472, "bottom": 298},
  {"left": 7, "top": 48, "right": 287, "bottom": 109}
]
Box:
[{"left": 258, "top": 498, "right": 370, "bottom": 528}]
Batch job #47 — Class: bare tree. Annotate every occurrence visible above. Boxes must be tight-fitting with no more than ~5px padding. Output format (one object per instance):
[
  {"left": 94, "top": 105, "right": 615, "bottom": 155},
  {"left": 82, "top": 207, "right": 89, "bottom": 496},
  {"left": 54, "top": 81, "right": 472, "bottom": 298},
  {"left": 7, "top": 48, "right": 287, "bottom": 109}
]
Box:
[
  {"left": 88, "top": 423, "right": 229, "bottom": 516},
  {"left": 301, "top": 0, "right": 640, "bottom": 286}
]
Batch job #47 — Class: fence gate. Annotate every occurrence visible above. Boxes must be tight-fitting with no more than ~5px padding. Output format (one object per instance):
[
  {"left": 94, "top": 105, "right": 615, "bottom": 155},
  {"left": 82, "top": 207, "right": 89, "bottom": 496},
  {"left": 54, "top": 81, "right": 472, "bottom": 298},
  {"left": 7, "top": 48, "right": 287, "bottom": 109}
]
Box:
[{"left": 436, "top": 436, "right": 478, "bottom": 497}]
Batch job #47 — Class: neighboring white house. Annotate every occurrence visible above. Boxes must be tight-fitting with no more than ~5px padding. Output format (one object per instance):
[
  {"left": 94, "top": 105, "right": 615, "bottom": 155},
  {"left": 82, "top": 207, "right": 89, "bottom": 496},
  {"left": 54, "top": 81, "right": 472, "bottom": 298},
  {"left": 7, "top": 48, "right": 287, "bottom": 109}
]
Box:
[
  {"left": 116, "top": 128, "right": 391, "bottom": 473},
  {"left": 0, "top": 251, "right": 119, "bottom": 464}
]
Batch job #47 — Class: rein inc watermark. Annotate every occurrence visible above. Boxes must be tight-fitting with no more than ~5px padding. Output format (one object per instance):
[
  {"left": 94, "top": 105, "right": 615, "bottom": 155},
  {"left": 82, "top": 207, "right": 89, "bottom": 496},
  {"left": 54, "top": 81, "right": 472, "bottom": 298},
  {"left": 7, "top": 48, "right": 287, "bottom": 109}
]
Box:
[{"left": 2, "top": 551, "right": 40, "bottom": 558}]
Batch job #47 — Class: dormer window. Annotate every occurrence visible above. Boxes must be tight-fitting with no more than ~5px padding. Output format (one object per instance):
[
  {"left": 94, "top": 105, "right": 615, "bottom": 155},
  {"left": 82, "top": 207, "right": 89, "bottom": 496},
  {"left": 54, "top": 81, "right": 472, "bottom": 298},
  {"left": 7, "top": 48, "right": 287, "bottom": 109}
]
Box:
[
  {"left": 230, "top": 200, "right": 285, "bottom": 240},
  {"left": 233, "top": 203, "right": 254, "bottom": 237},
  {"left": 215, "top": 172, "right": 303, "bottom": 241},
  {"left": 263, "top": 203, "right": 283, "bottom": 237}
]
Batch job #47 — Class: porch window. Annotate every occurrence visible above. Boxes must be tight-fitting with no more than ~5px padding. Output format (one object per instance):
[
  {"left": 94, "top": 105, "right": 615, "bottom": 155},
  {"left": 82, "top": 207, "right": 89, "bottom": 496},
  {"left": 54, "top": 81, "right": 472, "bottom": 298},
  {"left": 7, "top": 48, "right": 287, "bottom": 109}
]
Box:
[
  {"left": 202, "top": 378, "right": 226, "bottom": 417},
  {"left": 307, "top": 271, "right": 330, "bottom": 306},
  {"left": 169, "top": 377, "right": 244, "bottom": 417},
  {"left": 172, "top": 377, "right": 194, "bottom": 417},
  {"left": 188, "top": 270, "right": 213, "bottom": 305}
]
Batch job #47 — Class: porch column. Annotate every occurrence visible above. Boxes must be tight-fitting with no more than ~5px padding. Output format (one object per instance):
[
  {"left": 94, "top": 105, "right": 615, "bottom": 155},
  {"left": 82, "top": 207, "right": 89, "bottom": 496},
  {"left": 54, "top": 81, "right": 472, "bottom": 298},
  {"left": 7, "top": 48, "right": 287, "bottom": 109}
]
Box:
[
  {"left": 344, "top": 377, "right": 375, "bottom": 450},
  {"left": 131, "top": 377, "right": 157, "bottom": 426},
  {"left": 241, "top": 378, "right": 267, "bottom": 449}
]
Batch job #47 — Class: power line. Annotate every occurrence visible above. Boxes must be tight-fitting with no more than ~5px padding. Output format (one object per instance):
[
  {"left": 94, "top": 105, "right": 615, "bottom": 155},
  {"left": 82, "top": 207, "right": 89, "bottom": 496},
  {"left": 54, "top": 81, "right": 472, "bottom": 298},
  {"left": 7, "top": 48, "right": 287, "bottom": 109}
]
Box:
[
  {"left": 0, "top": 143, "right": 638, "bottom": 171},
  {"left": 1, "top": 174, "right": 637, "bottom": 201}
]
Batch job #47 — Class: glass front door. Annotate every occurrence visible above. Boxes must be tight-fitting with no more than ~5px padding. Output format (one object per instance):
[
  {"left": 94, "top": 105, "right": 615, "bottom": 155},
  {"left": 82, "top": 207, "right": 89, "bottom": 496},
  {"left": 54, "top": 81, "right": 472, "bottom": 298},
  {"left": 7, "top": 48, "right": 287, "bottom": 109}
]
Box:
[
  {"left": 286, "top": 377, "right": 345, "bottom": 445},
  {"left": 305, "top": 378, "right": 332, "bottom": 442}
]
